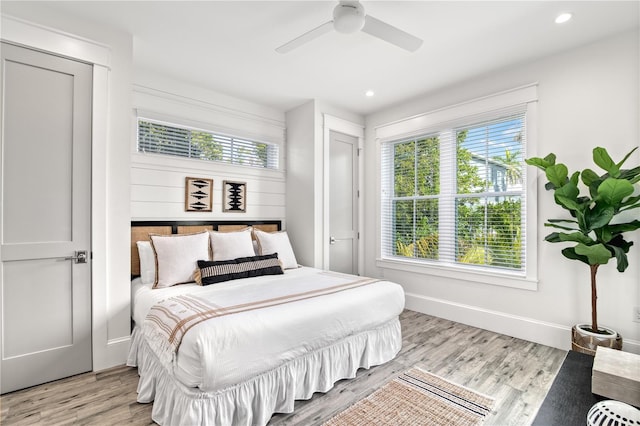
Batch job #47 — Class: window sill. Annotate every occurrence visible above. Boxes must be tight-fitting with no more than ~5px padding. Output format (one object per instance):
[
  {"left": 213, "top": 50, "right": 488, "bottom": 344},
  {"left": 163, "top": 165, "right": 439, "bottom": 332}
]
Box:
[{"left": 376, "top": 257, "right": 538, "bottom": 291}]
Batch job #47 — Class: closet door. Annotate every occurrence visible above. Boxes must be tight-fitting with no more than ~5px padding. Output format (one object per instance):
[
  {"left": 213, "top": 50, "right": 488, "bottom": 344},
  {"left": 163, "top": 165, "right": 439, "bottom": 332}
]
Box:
[
  {"left": 0, "top": 42, "right": 92, "bottom": 393},
  {"left": 328, "top": 130, "right": 359, "bottom": 275}
]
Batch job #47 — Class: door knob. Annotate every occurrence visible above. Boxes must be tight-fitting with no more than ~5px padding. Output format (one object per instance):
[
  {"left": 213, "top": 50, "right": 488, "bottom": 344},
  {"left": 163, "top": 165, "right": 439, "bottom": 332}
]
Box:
[
  {"left": 65, "top": 250, "right": 88, "bottom": 264},
  {"left": 329, "top": 236, "right": 336, "bottom": 245}
]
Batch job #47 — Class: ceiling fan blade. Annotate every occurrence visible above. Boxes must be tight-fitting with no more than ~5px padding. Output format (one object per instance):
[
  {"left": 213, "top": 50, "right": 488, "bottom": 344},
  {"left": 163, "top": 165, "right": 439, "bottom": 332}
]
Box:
[
  {"left": 276, "top": 21, "right": 334, "bottom": 54},
  {"left": 362, "top": 15, "right": 423, "bottom": 52}
]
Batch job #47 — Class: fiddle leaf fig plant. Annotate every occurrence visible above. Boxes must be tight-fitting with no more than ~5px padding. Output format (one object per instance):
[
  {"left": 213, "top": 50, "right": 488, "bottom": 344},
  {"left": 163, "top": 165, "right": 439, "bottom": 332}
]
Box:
[{"left": 526, "top": 146, "right": 640, "bottom": 333}]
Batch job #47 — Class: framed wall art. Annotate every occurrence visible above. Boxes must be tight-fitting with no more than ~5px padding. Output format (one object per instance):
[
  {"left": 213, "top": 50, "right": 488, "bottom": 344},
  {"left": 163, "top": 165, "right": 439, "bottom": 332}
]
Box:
[
  {"left": 223, "top": 180, "right": 246, "bottom": 213},
  {"left": 185, "top": 177, "right": 213, "bottom": 212}
]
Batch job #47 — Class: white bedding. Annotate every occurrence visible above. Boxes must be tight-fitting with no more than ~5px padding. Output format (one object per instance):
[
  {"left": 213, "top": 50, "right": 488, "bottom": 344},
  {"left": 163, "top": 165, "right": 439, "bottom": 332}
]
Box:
[
  {"left": 131, "top": 267, "right": 405, "bottom": 392},
  {"left": 129, "top": 266, "right": 405, "bottom": 425}
]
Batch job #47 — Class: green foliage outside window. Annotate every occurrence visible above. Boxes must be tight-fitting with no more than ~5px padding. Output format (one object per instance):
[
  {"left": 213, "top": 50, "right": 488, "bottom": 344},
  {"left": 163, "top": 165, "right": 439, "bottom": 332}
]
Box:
[
  {"left": 138, "top": 120, "right": 276, "bottom": 169},
  {"left": 391, "top": 121, "right": 524, "bottom": 271}
]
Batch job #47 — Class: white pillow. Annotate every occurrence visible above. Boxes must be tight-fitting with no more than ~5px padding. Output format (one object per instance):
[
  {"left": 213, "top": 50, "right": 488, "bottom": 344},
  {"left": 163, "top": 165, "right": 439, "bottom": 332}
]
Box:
[
  {"left": 209, "top": 228, "right": 255, "bottom": 261},
  {"left": 150, "top": 231, "right": 210, "bottom": 288},
  {"left": 136, "top": 241, "right": 156, "bottom": 285},
  {"left": 254, "top": 229, "right": 298, "bottom": 269}
]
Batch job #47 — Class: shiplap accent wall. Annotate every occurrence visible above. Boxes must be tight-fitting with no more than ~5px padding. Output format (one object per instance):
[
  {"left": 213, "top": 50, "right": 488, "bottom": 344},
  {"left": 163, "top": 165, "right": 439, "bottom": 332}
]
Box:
[{"left": 131, "top": 79, "right": 286, "bottom": 222}]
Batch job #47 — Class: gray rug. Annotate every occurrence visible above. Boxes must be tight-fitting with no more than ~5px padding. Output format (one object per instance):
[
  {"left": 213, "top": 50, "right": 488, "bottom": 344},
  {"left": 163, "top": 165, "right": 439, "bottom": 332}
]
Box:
[{"left": 532, "top": 350, "right": 604, "bottom": 426}]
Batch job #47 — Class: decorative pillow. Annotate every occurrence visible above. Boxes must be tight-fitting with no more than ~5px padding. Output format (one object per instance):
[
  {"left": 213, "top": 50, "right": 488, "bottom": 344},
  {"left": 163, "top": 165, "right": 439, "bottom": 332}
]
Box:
[
  {"left": 254, "top": 229, "right": 299, "bottom": 269},
  {"left": 150, "top": 231, "right": 210, "bottom": 288},
  {"left": 196, "top": 253, "right": 284, "bottom": 285},
  {"left": 209, "top": 228, "right": 255, "bottom": 261},
  {"left": 136, "top": 241, "right": 156, "bottom": 285}
]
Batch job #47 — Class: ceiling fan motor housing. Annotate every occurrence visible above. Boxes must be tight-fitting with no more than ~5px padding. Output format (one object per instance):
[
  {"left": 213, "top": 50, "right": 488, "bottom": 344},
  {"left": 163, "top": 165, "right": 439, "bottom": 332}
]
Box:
[{"left": 333, "top": 1, "right": 366, "bottom": 33}]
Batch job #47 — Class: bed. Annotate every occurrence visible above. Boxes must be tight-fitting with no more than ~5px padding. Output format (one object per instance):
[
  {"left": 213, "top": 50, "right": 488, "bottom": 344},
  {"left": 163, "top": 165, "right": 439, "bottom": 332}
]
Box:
[{"left": 127, "top": 220, "right": 405, "bottom": 425}]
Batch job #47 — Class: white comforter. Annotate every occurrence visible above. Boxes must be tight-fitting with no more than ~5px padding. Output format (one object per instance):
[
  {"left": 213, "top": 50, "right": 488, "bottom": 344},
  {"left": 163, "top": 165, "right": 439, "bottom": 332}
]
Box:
[{"left": 131, "top": 267, "right": 405, "bottom": 393}]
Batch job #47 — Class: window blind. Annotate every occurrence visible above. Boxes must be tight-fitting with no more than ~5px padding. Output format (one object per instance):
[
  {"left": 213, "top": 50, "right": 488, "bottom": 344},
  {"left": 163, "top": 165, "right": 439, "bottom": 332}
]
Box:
[
  {"left": 381, "top": 111, "right": 526, "bottom": 274},
  {"left": 137, "top": 118, "right": 279, "bottom": 170}
]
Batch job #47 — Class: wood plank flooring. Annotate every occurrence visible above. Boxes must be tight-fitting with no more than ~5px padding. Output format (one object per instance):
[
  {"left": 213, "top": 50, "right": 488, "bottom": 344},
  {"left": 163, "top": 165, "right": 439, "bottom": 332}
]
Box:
[{"left": 1, "top": 310, "right": 566, "bottom": 425}]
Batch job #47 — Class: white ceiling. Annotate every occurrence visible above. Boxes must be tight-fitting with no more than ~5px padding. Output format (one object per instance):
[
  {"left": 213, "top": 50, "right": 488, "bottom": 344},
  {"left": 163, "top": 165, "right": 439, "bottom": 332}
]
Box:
[{"left": 19, "top": 1, "right": 640, "bottom": 115}]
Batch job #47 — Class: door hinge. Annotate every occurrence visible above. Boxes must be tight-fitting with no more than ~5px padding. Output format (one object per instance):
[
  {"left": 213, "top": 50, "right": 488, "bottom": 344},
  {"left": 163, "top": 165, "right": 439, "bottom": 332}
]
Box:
[{"left": 357, "top": 232, "right": 360, "bottom": 239}]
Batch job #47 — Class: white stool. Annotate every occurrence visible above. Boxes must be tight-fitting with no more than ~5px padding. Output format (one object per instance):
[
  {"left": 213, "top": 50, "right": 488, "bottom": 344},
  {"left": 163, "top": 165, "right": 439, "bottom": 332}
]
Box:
[{"left": 587, "top": 400, "right": 640, "bottom": 426}]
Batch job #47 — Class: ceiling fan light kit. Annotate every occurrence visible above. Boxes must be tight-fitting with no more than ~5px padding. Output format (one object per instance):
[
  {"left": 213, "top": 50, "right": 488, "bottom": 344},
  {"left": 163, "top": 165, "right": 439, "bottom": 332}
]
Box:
[
  {"left": 333, "top": 1, "right": 365, "bottom": 33},
  {"left": 276, "top": 0, "right": 423, "bottom": 54}
]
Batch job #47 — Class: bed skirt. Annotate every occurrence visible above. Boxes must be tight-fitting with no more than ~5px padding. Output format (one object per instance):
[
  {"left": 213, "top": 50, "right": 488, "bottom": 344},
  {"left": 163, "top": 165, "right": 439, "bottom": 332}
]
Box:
[{"left": 127, "top": 317, "right": 402, "bottom": 426}]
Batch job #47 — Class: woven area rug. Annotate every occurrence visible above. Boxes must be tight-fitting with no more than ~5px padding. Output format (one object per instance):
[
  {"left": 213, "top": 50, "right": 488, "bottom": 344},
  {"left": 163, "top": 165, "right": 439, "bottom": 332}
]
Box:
[{"left": 323, "top": 368, "right": 495, "bottom": 426}]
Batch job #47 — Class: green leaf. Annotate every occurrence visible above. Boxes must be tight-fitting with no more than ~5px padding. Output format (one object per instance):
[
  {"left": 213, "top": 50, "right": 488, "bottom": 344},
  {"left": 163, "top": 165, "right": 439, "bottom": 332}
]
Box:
[
  {"left": 597, "top": 177, "right": 634, "bottom": 206},
  {"left": 606, "top": 220, "right": 640, "bottom": 234},
  {"left": 581, "top": 168, "right": 601, "bottom": 187},
  {"left": 586, "top": 203, "right": 614, "bottom": 230},
  {"left": 615, "top": 146, "right": 638, "bottom": 169},
  {"left": 544, "top": 153, "right": 557, "bottom": 165},
  {"left": 593, "top": 147, "right": 620, "bottom": 177},
  {"left": 574, "top": 243, "right": 612, "bottom": 265},
  {"left": 558, "top": 232, "right": 596, "bottom": 244},
  {"left": 608, "top": 234, "right": 634, "bottom": 253},
  {"left": 595, "top": 227, "right": 612, "bottom": 243},
  {"left": 570, "top": 171, "right": 580, "bottom": 187},
  {"left": 561, "top": 247, "right": 590, "bottom": 265},
  {"left": 525, "top": 157, "right": 549, "bottom": 171},
  {"left": 621, "top": 195, "right": 640, "bottom": 208},
  {"left": 622, "top": 167, "right": 640, "bottom": 185},
  {"left": 554, "top": 181, "right": 581, "bottom": 211},
  {"left": 548, "top": 218, "right": 579, "bottom": 224},
  {"left": 544, "top": 232, "right": 562, "bottom": 243},
  {"left": 608, "top": 245, "right": 629, "bottom": 272},
  {"left": 544, "top": 223, "right": 579, "bottom": 231},
  {"left": 555, "top": 196, "right": 581, "bottom": 211},
  {"left": 618, "top": 166, "right": 640, "bottom": 182},
  {"left": 554, "top": 180, "right": 579, "bottom": 199},
  {"left": 546, "top": 164, "right": 568, "bottom": 187}
]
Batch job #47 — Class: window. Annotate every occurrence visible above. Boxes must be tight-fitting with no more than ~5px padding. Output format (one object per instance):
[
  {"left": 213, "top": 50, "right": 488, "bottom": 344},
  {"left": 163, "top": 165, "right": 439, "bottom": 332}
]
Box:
[
  {"left": 381, "top": 111, "right": 527, "bottom": 276},
  {"left": 137, "top": 118, "right": 279, "bottom": 169}
]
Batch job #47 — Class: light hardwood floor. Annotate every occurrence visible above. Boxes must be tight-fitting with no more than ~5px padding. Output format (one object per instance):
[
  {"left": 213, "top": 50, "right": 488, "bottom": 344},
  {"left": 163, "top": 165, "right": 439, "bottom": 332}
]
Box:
[{"left": 0, "top": 310, "right": 566, "bottom": 425}]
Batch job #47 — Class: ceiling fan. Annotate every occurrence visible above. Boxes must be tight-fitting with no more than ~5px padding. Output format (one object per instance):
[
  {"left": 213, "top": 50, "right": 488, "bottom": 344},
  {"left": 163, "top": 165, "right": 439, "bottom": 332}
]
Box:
[{"left": 276, "top": 1, "right": 423, "bottom": 54}]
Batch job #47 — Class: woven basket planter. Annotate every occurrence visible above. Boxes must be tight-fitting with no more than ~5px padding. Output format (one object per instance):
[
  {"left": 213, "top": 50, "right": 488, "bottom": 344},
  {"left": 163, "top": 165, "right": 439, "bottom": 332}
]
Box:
[{"left": 571, "top": 324, "right": 622, "bottom": 356}]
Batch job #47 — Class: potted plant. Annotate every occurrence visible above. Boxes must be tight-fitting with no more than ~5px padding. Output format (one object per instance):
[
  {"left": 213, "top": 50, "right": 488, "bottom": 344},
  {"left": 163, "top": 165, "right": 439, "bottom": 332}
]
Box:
[{"left": 526, "top": 146, "right": 640, "bottom": 355}]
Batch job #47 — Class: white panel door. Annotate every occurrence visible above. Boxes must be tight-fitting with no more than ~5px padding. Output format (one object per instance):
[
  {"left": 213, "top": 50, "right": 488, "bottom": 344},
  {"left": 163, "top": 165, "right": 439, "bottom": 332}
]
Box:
[
  {"left": 329, "top": 131, "right": 358, "bottom": 275},
  {"left": 0, "top": 42, "right": 92, "bottom": 394}
]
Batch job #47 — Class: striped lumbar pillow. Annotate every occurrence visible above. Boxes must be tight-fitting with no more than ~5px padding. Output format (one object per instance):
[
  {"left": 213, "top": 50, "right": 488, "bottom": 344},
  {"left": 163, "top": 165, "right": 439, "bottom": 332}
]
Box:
[{"left": 196, "top": 253, "right": 283, "bottom": 285}]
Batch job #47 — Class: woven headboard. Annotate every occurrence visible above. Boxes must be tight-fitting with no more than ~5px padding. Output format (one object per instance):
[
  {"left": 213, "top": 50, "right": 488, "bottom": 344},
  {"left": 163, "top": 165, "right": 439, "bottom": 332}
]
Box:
[{"left": 130, "top": 220, "right": 282, "bottom": 276}]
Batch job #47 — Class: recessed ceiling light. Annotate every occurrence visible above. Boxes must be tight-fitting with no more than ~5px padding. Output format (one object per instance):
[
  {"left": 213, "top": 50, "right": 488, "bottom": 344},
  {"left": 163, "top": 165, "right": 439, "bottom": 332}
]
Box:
[
  {"left": 555, "top": 12, "right": 573, "bottom": 24},
  {"left": 365, "top": 90, "right": 375, "bottom": 97}
]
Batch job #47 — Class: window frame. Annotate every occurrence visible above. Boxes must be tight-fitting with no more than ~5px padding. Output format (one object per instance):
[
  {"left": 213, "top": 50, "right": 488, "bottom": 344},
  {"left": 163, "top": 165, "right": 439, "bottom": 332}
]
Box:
[
  {"left": 136, "top": 117, "right": 280, "bottom": 171},
  {"left": 376, "top": 85, "right": 538, "bottom": 290}
]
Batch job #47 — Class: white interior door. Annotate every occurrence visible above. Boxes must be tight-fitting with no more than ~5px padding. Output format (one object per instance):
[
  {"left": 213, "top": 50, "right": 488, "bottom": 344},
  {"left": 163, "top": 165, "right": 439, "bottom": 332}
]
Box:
[
  {"left": 329, "top": 131, "right": 358, "bottom": 275},
  {"left": 0, "top": 42, "right": 93, "bottom": 394}
]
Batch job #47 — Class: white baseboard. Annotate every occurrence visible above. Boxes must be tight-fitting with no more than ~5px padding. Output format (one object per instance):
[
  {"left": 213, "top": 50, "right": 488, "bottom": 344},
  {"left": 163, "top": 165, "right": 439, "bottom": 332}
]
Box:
[{"left": 405, "top": 292, "right": 640, "bottom": 354}]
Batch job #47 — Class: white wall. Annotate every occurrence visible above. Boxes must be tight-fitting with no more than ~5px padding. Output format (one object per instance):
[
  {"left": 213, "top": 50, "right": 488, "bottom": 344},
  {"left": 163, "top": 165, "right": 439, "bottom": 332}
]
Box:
[
  {"left": 131, "top": 70, "right": 286, "bottom": 222},
  {"left": 364, "top": 30, "right": 640, "bottom": 353},
  {"left": 285, "top": 100, "right": 319, "bottom": 267},
  {"left": 1, "top": 2, "right": 133, "bottom": 368}
]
